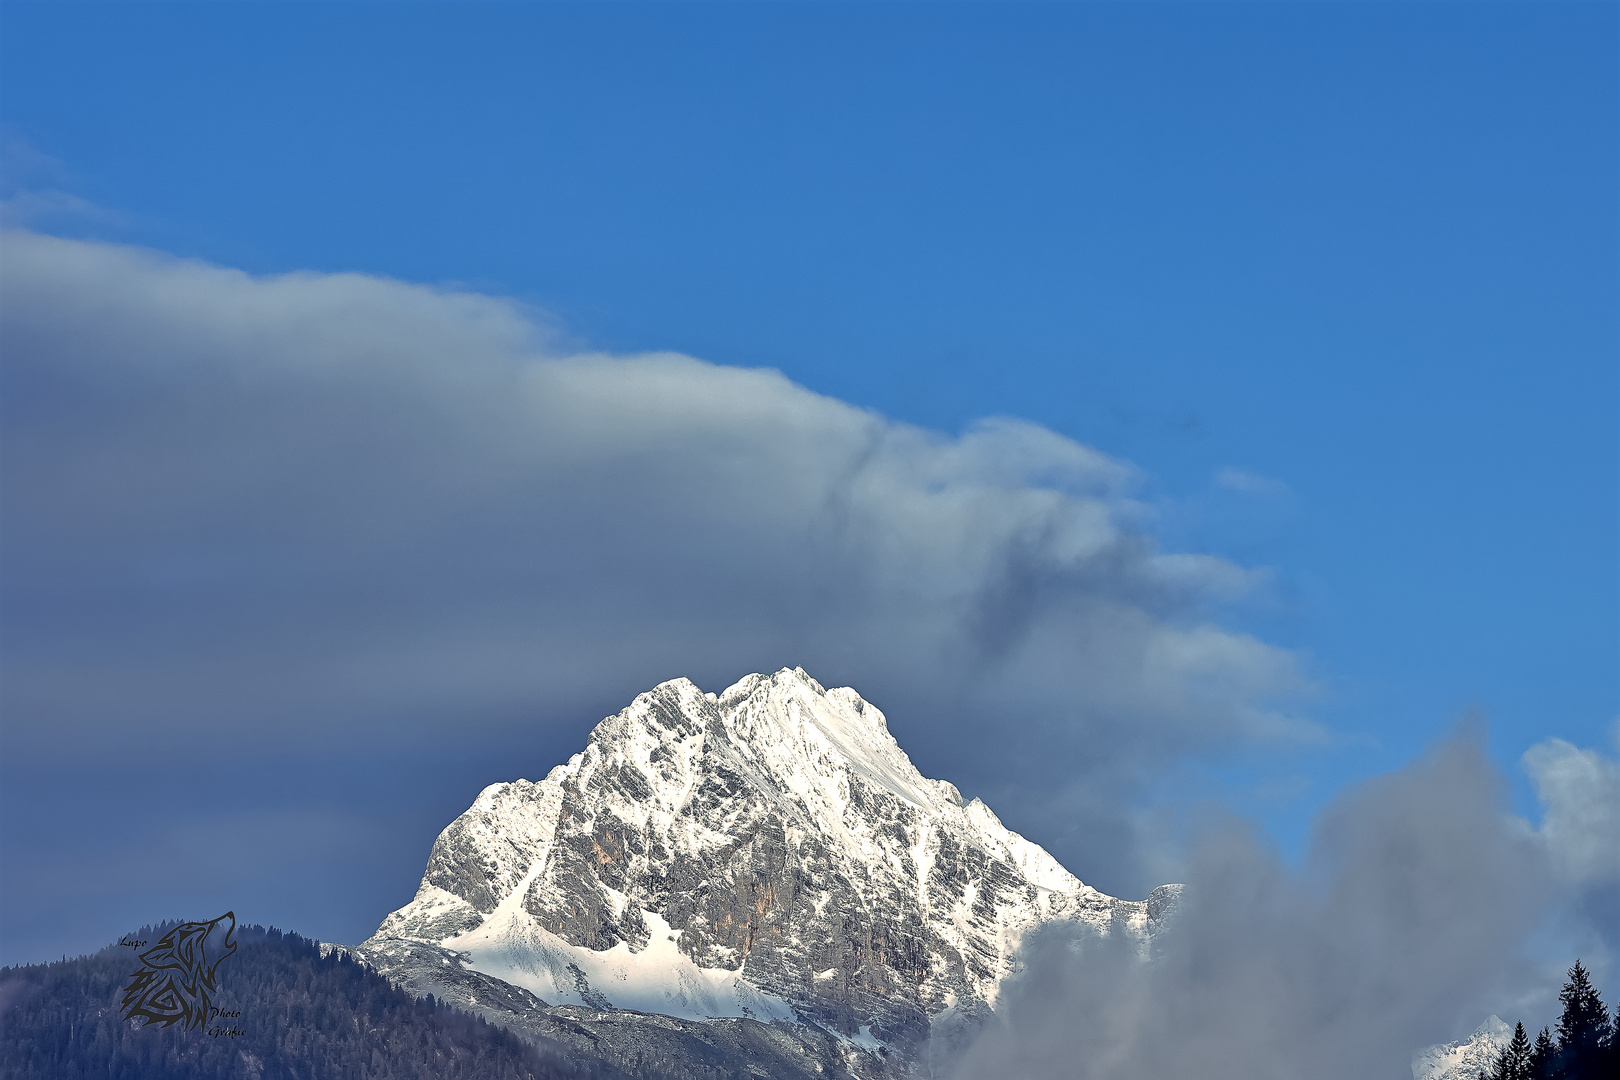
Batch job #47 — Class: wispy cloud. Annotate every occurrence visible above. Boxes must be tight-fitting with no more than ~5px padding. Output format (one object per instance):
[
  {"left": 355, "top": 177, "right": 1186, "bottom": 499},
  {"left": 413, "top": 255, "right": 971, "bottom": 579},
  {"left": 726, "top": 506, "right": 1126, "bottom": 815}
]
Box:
[
  {"left": 1214, "top": 466, "right": 1290, "bottom": 498},
  {"left": 0, "top": 136, "right": 123, "bottom": 231}
]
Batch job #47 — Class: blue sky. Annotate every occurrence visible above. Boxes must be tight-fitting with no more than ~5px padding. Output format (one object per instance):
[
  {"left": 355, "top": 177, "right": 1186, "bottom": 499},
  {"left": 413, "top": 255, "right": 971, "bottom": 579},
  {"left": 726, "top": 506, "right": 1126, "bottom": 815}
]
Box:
[{"left": 0, "top": 1, "right": 1615, "bottom": 968}]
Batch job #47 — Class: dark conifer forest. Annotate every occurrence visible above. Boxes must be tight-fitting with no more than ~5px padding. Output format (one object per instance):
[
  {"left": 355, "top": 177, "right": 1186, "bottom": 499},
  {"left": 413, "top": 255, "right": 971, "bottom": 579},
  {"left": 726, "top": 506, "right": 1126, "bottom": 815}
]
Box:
[
  {"left": 1482, "top": 961, "right": 1619, "bottom": 1080},
  {"left": 0, "top": 924, "right": 625, "bottom": 1080}
]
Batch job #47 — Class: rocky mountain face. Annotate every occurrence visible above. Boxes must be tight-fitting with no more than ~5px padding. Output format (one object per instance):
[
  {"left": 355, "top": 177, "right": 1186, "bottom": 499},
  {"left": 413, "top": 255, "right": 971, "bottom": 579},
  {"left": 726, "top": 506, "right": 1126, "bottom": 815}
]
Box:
[{"left": 358, "top": 668, "right": 1179, "bottom": 1078}]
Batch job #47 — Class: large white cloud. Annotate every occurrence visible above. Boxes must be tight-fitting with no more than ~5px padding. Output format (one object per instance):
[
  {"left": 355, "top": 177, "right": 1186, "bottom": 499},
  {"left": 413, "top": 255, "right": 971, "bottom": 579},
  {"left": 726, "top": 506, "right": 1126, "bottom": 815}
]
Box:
[
  {"left": 0, "top": 229, "right": 1310, "bottom": 952},
  {"left": 1522, "top": 731, "right": 1620, "bottom": 974},
  {"left": 1524, "top": 734, "right": 1620, "bottom": 885}
]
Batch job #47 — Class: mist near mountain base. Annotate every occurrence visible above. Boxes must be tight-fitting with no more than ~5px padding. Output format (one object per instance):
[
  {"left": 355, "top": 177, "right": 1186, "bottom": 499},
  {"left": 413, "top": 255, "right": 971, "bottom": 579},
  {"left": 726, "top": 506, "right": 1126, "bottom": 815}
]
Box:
[{"left": 951, "top": 733, "right": 1553, "bottom": 1080}]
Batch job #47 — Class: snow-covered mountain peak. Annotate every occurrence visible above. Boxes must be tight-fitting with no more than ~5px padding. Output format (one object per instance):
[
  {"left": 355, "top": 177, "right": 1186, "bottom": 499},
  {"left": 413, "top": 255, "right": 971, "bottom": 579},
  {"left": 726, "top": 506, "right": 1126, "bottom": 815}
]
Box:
[
  {"left": 363, "top": 668, "right": 1177, "bottom": 1070},
  {"left": 1412, "top": 1015, "right": 1512, "bottom": 1080}
]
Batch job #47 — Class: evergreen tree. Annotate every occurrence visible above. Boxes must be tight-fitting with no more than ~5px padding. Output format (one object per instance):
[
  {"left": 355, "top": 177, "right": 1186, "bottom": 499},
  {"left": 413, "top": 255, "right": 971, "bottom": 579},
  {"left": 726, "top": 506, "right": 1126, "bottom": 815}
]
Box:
[
  {"left": 1503, "top": 1021, "right": 1533, "bottom": 1080},
  {"left": 1489, "top": 1023, "right": 1538, "bottom": 1080},
  {"left": 1554, "top": 960, "right": 1613, "bottom": 1079},
  {"left": 1530, "top": 1027, "right": 1555, "bottom": 1080},
  {"left": 1557, "top": 960, "right": 1608, "bottom": 1048},
  {"left": 1555, "top": 965, "right": 1607, "bottom": 1075},
  {"left": 1600, "top": 1003, "right": 1620, "bottom": 1077}
]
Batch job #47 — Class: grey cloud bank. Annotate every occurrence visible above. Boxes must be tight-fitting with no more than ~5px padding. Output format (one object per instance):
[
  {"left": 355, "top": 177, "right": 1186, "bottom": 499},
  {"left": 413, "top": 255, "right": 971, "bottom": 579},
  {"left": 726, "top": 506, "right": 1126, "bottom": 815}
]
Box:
[
  {"left": 0, "top": 230, "right": 1305, "bottom": 960},
  {"left": 952, "top": 733, "right": 1597, "bottom": 1080}
]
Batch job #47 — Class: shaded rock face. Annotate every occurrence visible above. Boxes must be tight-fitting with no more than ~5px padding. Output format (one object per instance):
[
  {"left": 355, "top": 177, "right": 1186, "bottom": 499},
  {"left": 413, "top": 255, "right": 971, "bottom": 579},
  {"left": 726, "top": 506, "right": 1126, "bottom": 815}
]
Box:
[{"left": 365, "top": 668, "right": 1177, "bottom": 1071}]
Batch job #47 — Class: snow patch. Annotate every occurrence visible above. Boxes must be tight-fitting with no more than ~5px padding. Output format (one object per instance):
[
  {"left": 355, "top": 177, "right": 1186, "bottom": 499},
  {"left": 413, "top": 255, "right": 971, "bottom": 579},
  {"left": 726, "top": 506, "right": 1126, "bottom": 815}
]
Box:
[{"left": 445, "top": 907, "right": 796, "bottom": 1023}]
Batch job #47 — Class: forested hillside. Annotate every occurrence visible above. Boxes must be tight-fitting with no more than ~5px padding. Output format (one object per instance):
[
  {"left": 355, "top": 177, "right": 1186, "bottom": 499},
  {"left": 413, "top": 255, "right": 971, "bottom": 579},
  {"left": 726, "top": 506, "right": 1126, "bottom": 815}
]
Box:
[{"left": 0, "top": 924, "right": 623, "bottom": 1080}]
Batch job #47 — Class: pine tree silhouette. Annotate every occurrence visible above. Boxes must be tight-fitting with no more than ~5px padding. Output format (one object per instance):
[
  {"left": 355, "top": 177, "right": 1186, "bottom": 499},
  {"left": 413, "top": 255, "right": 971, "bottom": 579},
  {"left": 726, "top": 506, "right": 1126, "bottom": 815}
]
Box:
[
  {"left": 1530, "top": 1026, "right": 1555, "bottom": 1080},
  {"left": 1553, "top": 960, "right": 1613, "bottom": 1079},
  {"left": 1599, "top": 1003, "right": 1620, "bottom": 1078},
  {"left": 1484, "top": 1021, "right": 1539, "bottom": 1080},
  {"left": 1490, "top": 1024, "right": 1537, "bottom": 1080}
]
